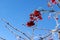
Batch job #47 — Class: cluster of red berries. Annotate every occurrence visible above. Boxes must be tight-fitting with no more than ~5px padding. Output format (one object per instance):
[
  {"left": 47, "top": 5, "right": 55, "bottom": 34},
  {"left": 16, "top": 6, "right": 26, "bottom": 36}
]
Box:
[
  {"left": 26, "top": 0, "right": 60, "bottom": 27},
  {"left": 26, "top": 10, "right": 42, "bottom": 27},
  {"left": 48, "top": 0, "right": 57, "bottom": 7}
]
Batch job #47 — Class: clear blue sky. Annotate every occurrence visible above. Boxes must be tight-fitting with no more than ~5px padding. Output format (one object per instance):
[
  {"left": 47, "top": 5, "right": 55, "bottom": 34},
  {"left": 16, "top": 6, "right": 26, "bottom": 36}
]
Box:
[{"left": 0, "top": 0, "right": 60, "bottom": 40}]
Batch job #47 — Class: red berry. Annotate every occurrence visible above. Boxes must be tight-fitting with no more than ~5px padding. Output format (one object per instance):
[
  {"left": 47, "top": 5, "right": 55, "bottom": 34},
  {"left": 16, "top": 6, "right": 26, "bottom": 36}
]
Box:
[
  {"left": 51, "top": 0, "right": 57, "bottom": 4},
  {"left": 56, "top": 17, "right": 59, "bottom": 20},
  {"left": 51, "top": 0, "right": 55, "bottom": 3},
  {"left": 30, "top": 16, "right": 34, "bottom": 21},
  {"left": 26, "top": 21, "right": 35, "bottom": 27},
  {"left": 34, "top": 10, "right": 41, "bottom": 17},
  {"left": 38, "top": 15, "right": 42, "bottom": 20}
]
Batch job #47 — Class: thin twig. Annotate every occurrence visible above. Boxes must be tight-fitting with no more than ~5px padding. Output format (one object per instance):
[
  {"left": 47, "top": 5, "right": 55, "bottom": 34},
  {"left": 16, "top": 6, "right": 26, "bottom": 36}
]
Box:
[{"left": 1, "top": 18, "right": 31, "bottom": 40}]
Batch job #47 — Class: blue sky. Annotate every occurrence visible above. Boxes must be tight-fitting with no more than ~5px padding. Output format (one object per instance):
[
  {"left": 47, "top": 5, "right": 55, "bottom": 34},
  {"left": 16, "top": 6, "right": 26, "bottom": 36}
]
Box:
[{"left": 0, "top": 0, "right": 60, "bottom": 40}]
